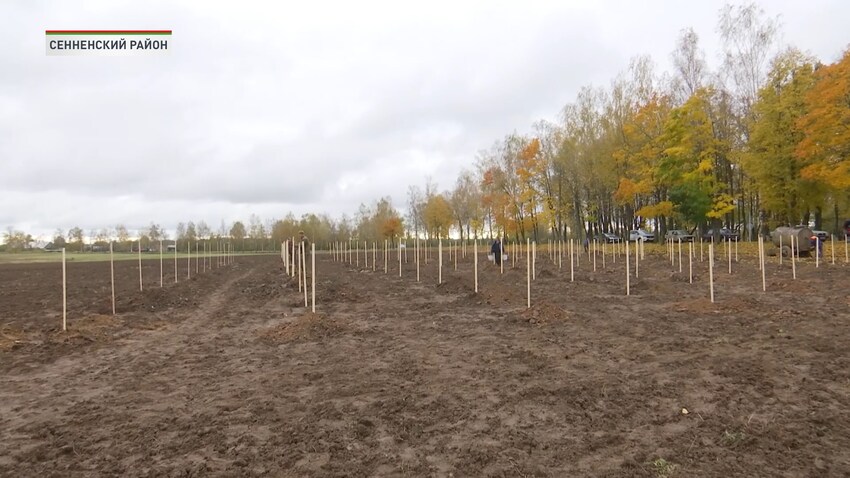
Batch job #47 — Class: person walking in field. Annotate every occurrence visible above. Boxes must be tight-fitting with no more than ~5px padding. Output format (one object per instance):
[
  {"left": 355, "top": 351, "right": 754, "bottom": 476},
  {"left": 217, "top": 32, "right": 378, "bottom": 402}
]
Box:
[
  {"left": 491, "top": 238, "right": 502, "bottom": 267},
  {"left": 298, "top": 231, "right": 310, "bottom": 265}
]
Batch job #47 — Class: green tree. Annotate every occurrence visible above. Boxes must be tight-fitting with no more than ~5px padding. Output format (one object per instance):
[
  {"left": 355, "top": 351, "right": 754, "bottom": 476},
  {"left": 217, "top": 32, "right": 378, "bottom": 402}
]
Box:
[
  {"left": 67, "top": 226, "right": 84, "bottom": 252},
  {"left": 230, "top": 221, "right": 246, "bottom": 250},
  {"left": 115, "top": 224, "right": 129, "bottom": 251},
  {"left": 658, "top": 88, "right": 734, "bottom": 229},
  {"left": 3, "top": 227, "right": 31, "bottom": 252},
  {"left": 745, "top": 48, "right": 817, "bottom": 227}
]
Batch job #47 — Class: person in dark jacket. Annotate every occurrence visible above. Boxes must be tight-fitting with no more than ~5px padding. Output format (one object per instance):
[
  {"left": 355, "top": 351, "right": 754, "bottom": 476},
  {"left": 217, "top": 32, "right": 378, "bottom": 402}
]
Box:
[{"left": 491, "top": 238, "right": 502, "bottom": 266}]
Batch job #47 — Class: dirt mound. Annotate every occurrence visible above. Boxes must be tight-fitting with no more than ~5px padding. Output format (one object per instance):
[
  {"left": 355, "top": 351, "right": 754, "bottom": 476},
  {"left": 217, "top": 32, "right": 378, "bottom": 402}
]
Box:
[
  {"left": 36, "top": 314, "right": 125, "bottom": 347},
  {"left": 435, "top": 278, "right": 474, "bottom": 295},
  {"left": 536, "top": 269, "right": 556, "bottom": 278},
  {"left": 518, "top": 302, "right": 568, "bottom": 325},
  {"left": 0, "top": 325, "right": 26, "bottom": 351},
  {"left": 260, "top": 312, "right": 346, "bottom": 343}
]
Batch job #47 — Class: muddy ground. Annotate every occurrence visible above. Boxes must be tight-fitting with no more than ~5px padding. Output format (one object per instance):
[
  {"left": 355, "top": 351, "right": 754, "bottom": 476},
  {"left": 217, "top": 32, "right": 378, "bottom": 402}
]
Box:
[{"left": 1, "top": 246, "right": 848, "bottom": 477}]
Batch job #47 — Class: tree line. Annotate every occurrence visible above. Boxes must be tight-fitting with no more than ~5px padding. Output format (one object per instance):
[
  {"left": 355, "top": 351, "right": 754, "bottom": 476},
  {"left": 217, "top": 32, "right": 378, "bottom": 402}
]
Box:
[
  {"left": 405, "top": 3, "right": 849, "bottom": 243},
  {"left": 1, "top": 201, "right": 407, "bottom": 253}
]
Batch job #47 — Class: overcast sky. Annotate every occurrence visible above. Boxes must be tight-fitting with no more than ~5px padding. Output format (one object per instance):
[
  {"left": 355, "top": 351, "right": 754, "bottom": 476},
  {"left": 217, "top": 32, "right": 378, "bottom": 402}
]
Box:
[{"left": 1, "top": 0, "right": 848, "bottom": 240}]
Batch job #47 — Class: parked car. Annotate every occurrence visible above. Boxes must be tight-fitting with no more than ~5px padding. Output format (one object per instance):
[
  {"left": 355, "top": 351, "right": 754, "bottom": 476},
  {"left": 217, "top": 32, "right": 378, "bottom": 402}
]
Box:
[
  {"left": 629, "top": 229, "right": 655, "bottom": 242},
  {"left": 811, "top": 230, "right": 829, "bottom": 241},
  {"left": 664, "top": 229, "right": 694, "bottom": 242},
  {"left": 594, "top": 232, "right": 621, "bottom": 244},
  {"left": 702, "top": 227, "right": 739, "bottom": 242}
]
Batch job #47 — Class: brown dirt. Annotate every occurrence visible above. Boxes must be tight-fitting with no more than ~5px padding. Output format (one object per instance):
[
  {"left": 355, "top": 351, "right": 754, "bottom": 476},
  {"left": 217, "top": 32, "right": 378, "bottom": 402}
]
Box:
[{"left": 1, "top": 250, "right": 849, "bottom": 476}]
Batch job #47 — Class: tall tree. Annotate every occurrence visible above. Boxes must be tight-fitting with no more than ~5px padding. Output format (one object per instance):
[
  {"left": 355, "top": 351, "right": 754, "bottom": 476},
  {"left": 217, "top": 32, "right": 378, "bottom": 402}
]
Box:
[
  {"left": 422, "top": 194, "right": 453, "bottom": 239},
  {"left": 196, "top": 221, "right": 211, "bottom": 240},
  {"left": 230, "top": 221, "right": 246, "bottom": 243},
  {"left": 67, "top": 226, "right": 84, "bottom": 252},
  {"left": 658, "top": 88, "right": 735, "bottom": 230},
  {"left": 796, "top": 48, "right": 850, "bottom": 192},
  {"left": 147, "top": 223, "right": 163, "bottom": 243},
  {"left": 671, "top": 28, "right": 707, "bottom": 104},
  {"left": 3, "top": 228, "right": 31, "bottom": 252},
  {"left": 745, "top": 48, "right": 818, "bottom": 226}
]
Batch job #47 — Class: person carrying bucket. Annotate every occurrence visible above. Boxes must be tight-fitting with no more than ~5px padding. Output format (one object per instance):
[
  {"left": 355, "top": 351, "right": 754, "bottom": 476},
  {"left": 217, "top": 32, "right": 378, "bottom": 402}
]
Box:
[{"left": 491, "top": 238, "right": 502, "bottom": 266}]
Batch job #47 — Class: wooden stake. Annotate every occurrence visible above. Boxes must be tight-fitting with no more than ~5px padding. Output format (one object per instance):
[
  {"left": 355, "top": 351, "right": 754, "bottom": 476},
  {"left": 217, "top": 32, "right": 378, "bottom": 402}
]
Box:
[
  {"left": 625, "top": 239, "right": 630, "bottom": 296},
  {"left": 727, "top": 239, "right": 731, "bottom": 275},
  {"left": 138, "top": 241, "right": 143, "bottom": 291},
  {"left": 525, "top": 238, "right": 534, "bottom": 309},
  {"left": 569, "top": 239, "right": 574, "bottom": 282},
  {"left": 62, "top": 248, "right": 67, "bottom": 331},
  {"left": 110, "top": 242, "right": 116, "bottom": 315},
  {"left": 688, "top": 242, "right": 693, "bottom": 284},
  {"left": 297, "top": 243, "right": 302, "bottom": 292},
  {"left": 159, "top": 240, "right": 163, "bottom": 286},
  {"left": 667, "top": 238, "right": 671, "bottom": 266},
  {"left": 302, "top": 241, "right": 308, "bottom": 307},
  {"left": 384, "top": 239, "right": 388, "bottom": 273},
  {"left": 372, "top": 241, "right": 376, "bottom": 272},
  {"left": 791, "top": 234, "right": 797, "bottom": 280},
  {"left": 532, "top": 241, "right": 536, "bottom": 280},
  {"left": 196, "top": 242, "right": 199, "bottom": 274},
  {"left": 416, "top": 238, "right": 420, "bottom": 282},
  {"left": 831, "top": 234, "right": 835, "bottom": 265},
  {"left": 709, "top": 243, "right": 714, "bottom": 303},
  {"left": 187, "top": 242, "right": 191, "bottom": 280},
  {"left": 526, "top": 238, "right": 531, "bottom": 308},
  {"left": 500, "top": 239, "right": 504, "bottom": 275},
  {"left": 815, "top": 236, "right": 820, "bottom": 268},
  {"left": 678, "top": 239, "right": 682, "bottom": 273},
  {"left": 474, "top": 239, "right": 478, "bottom": 293},
  {"left": 700, "top": 236, "right": 704, "bottom": 262},
  {"left": 602, "top": 240, "right": 606, "bottom": 269},
  {"left": 438, "top": 238, "right": 442, "bottom": 285},
  {"left": 760, "top": 236, "right": 766, "bottom": 292},
  {"left": 311, "top": 244, "right": 316, "bottom": 313},
  {"left": 399, "top": 241, "right": 402, "bottom": 277},
  {"left": 635, "top": 240, "right": 640, "bottom": 278},
  {"left": 558, "top": 240, "right": 562, "bottom": 269}
]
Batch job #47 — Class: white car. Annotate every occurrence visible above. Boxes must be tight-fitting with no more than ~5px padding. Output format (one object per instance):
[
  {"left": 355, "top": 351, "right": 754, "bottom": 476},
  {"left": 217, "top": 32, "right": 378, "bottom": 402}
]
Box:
[{"left": 629, "top": 229, "right": 655, "bottom": 242}]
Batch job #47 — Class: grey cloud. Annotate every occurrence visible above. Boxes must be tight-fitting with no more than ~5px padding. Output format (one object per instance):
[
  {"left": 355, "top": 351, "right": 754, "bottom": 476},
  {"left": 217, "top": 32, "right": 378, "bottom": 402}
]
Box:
[{"left": 2, "top": 0, "right": 849, "bottom": 238}]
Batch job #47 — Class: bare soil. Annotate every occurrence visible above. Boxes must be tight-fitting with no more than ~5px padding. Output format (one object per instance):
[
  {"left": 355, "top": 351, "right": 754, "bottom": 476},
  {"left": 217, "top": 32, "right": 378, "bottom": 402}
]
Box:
[{"left": 1, "top": 248, "right": 848, "bottom": 477}]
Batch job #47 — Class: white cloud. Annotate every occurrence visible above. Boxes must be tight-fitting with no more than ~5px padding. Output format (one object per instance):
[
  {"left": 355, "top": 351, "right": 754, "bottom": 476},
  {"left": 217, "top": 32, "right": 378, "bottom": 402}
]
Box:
[{"left": 1, "top": 0, "right": 848, "bottom": 238}]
